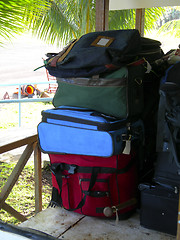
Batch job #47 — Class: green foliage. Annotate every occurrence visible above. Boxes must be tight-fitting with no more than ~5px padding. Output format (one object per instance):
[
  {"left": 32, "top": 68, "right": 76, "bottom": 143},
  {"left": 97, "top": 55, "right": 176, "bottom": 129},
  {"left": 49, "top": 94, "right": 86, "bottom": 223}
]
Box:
[
  {"left": 108, "top": 9, "right": 135, "bottom": 30},
  {"left": 26, "top": 1, "right": 165, "bottom": 46},
  {"left": 108, "top": 7, "right": 164, "bottom": 33},
  {"left": 0, "top": 162, "right": 51, "bottom": 224}
]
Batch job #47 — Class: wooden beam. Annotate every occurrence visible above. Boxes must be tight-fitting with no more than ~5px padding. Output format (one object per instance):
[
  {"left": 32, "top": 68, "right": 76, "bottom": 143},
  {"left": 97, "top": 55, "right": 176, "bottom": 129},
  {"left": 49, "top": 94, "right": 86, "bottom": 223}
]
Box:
[
  {"left": 177, "top": 189, "right": 180, "bottom": 240},
  {"left": 135, "top": 8, "right": 145, "bottom": 37},
  {"left": 0, "top": 134, "right": 37, "bottom": 154},
  {"left": 95, "top": 0, "right": 109, "bottom": 31},
  {"left": 2, "top": 202, "right": 27, "bottom": 222}
]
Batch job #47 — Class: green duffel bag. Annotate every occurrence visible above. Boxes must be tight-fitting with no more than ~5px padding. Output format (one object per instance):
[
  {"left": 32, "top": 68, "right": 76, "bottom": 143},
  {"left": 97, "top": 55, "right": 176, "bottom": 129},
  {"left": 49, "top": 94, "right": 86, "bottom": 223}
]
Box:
[{"left": 52, "top": 63, "right": 145, "bottom": 119}]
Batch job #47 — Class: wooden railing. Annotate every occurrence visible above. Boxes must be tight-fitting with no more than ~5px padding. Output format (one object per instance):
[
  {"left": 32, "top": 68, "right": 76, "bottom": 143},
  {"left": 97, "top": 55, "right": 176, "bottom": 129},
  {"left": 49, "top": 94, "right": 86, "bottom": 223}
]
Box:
[{"left": 0, "top": 130, "right": 42, "bottom": 222}]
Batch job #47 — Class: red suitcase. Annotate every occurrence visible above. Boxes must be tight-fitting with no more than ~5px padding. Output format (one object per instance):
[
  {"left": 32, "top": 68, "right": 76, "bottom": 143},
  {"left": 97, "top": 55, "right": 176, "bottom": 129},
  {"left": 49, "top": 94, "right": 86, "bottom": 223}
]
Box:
[{"left": 49, "top": 153, "right": 138, "bottom": 219}]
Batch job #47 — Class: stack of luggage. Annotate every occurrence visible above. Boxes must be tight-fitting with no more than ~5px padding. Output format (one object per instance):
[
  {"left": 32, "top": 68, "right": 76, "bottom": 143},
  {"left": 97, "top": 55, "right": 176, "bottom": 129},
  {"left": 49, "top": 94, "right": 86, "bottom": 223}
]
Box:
[
  {"left": 140, "top": 59, "right": 180, "bottom": 236},
  {"left": 37, "top": 29, "right": 167, "bottom": 220}
]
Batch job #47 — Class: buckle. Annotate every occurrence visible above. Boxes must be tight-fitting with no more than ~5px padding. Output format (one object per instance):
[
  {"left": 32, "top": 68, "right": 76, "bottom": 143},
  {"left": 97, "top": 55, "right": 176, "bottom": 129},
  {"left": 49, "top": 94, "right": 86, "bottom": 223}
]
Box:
[
  {"left": 50, "top": 163, "right": 60, "bottom": 175},
  {"left": 122, "top": 134, "right": 132, "bottom": 141},
  {"left": 68, "top": 164, "right": 77, "bottom": 174}
]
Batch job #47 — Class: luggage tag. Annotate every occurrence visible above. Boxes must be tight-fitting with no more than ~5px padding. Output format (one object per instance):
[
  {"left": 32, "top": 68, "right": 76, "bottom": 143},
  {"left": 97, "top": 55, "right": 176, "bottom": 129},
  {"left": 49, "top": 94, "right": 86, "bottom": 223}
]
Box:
[
  {"left": 122, "top": 132, "right": 131, "bottom": 155},
  {"left": 91, "top": 36, "right": 114, "bottom": 47},
  {"left": 122, "top": 140, "right": 131, "bottom": 155}
]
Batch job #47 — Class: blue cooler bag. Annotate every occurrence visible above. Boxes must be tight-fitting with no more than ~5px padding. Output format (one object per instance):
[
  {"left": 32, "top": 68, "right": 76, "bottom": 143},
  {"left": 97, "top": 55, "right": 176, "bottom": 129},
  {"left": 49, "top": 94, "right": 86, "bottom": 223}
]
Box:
[{"left": 37, "top": 106, "right": 143, "bottom": 157}]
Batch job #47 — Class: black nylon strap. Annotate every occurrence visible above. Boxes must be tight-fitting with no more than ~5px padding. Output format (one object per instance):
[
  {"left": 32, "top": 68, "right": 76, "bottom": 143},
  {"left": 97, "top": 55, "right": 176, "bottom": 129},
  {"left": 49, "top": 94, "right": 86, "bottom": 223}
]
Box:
[
  {"left": 156, "top": 91, "right": 166, "bottom": 152},
  {"left": 51, "top": 157, "right": 134, "bottom": 175},
  {"left": 82, "top": 190, "right": 108, "bottom": 197}
]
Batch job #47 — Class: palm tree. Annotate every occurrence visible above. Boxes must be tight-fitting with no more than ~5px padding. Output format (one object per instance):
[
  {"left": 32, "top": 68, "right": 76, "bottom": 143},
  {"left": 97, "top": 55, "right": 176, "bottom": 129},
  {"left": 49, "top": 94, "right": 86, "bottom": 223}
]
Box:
[
  {"left": 157, "top": 7, "right": 180, "bottom": 38},
  {"left": 0, "top": 0, "right": 164, "bottom": 47},
  {"left": 0, "top": 0, "right": 49, "bottom": 46}
]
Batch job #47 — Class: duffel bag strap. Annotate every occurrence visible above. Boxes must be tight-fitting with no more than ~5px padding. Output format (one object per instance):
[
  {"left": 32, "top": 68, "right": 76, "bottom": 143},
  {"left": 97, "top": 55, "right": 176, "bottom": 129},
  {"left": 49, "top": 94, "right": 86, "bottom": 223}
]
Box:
[
  {"left": 48, "top": 39, "right": 78, "bottom": 67},
  {"left": 50, "top": 163, "right": 100, "bottom": 211},
  {"left": 166, "top": 123, "right": 180, "bottom": 169},
  {"left": 156, "top": 90, "right": 166, "bottom": 152}
]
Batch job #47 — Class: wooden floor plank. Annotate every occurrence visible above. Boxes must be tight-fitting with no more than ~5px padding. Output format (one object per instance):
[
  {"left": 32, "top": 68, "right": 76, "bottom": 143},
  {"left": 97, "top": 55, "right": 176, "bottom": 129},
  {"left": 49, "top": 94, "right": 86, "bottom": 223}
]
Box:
[
  {"left": 61, "top": 213, "right": 175, "bottom": 240},
  {"left": 19, "top": 207, "right": 84, "bottom": 238}
]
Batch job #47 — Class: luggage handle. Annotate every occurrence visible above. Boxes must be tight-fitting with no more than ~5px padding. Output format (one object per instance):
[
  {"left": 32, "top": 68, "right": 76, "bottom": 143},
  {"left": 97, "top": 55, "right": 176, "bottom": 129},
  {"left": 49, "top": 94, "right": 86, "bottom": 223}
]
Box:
[
  {"left": 90, "top": 112, "right": 120, "bottom": 121},
  {"left": 54, "top": 106, "right": 93, "bottom": 112},
  {"left": 50, "top": 163, "right": 100, "bottom": 211},
  {"left": 155, "top": 181, "right": 178, "bottom": 194}
]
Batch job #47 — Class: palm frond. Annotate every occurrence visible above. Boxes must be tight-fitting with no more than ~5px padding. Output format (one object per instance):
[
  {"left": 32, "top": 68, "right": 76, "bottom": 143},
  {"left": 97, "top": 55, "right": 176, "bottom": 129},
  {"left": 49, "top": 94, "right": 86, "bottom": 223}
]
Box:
[
  {"left": 144, "top": 7, "right": 164, "bottom": 32},
  {"left": 0, "top": 0, "right": 48, "bottom": 46},
  {"left": 157, "top": 19, "right": 180, "bottom": 37},
  {"left": 27, "top": 0, "right": 96, "bottom": 46},
  {"left": 27, "top": 0, "right": 79, "bottom": 46}
]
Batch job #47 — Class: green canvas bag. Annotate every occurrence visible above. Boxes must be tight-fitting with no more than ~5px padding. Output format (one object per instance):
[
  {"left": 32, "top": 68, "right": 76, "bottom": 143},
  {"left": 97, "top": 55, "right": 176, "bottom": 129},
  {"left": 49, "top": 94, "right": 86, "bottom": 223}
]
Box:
[{"left": 52, "top": 64, "right": 145, "bottom": 119}]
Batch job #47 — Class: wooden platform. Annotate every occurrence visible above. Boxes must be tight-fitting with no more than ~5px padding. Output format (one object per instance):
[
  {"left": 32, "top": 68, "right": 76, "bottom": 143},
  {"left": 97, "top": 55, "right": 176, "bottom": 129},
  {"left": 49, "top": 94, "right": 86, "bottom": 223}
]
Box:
[{"left": 20, "top": 206, "right": 175, "bottom": 240}]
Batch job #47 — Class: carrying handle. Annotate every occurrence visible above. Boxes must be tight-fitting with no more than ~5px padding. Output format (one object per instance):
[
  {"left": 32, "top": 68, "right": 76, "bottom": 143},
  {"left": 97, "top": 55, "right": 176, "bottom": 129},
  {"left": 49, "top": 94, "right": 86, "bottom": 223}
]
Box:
[
  {"left": 50, "top": 163, "right": 99, "bottom": 211},
  {"left": 54, "top": 106, "right": 92, "bottom": 112},
  {"left": 90, "top": 112, "right": 120, "bottom": 121}
]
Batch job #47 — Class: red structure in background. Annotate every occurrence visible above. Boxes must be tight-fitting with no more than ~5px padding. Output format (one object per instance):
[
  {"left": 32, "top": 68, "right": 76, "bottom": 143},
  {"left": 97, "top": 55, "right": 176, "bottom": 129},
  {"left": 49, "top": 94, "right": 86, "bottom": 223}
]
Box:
[{"left": 46, "top": 69, "right": 58, "bottom": 94}]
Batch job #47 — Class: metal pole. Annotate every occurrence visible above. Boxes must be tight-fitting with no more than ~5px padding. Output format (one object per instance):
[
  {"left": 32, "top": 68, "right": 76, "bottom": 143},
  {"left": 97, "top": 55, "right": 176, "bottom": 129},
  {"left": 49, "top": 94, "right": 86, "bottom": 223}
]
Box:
[{"left": 18, "top": 85, "right": 21, "bottom": 127}]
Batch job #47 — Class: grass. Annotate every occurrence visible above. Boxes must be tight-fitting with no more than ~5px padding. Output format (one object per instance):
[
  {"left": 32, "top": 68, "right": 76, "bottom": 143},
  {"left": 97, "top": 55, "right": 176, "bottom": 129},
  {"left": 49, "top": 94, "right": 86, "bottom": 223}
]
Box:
[
  {"left": 0, "top": 102, "right": 53, "bottom": 225},
  {"left": 0, "top": 102, "right": 53, "bottom": 129}
]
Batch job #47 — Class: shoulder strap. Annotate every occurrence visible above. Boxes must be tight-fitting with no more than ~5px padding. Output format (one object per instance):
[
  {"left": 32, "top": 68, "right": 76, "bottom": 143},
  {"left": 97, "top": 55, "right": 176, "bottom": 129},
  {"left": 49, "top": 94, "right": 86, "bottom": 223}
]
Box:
[
  {"left": 48, "top": 39, "right": 78, "bottom": 67},
  {"left": 156, "top": 90, "right": 166, "bottom": 152},
  {"left": 166, "top": 122, "right": 180, "bottom": 169}
]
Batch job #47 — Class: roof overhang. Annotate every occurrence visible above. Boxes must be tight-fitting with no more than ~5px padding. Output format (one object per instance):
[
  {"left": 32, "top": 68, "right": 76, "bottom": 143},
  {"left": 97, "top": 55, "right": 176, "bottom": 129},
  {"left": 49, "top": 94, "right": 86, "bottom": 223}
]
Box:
[{"left": 109, "top": 0, "right": 180, "bottom": 10}]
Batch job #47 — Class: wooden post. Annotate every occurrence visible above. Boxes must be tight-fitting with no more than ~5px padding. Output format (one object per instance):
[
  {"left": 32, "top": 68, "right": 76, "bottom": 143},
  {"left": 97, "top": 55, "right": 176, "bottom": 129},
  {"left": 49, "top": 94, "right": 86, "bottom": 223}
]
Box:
[
  {"left": 177, "top": 189, "right": 180, "bottom": 240},
  {"left": 34, "top": 143, "right": 42, "bottom": 213},
  {"left": 95, "top": 0, "right": 109, "bottom": 31},
  {"left": 135, "top": 8, "right": 145, "bottom": 37}
]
